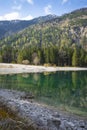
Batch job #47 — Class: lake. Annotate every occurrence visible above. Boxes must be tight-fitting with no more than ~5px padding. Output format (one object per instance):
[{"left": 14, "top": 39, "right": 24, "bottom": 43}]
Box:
[{"left": 0, "top": 71, "right": 87, "bottom": 116}]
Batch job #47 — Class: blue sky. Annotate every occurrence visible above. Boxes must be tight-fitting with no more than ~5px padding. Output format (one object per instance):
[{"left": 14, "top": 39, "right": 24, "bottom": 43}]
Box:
[{"left": 0, "top": 0, "right": 87, "bottom": 20}]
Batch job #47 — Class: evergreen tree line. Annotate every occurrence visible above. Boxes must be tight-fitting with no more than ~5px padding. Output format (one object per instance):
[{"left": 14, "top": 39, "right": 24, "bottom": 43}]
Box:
[{"left": 0, "top": 45, "right": 87, "bottom": 66}]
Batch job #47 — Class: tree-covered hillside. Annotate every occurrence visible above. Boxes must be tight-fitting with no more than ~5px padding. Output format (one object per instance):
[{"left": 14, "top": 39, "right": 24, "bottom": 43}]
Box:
[{"left": 0, "top": 8, "right": 87, "bottom": 66}]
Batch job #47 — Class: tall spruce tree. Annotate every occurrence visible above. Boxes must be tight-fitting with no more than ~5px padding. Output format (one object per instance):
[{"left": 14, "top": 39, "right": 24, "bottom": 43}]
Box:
[{"left": 72, "top": 48, "right": 78, "bottom": 66}]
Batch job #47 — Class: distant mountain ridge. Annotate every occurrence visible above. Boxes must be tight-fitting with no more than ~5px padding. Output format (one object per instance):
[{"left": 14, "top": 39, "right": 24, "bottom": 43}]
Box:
[
  {"left": 0, "top": 14, "right": 57, "bottom": 39},
  {"left": 0, "top": 8, "right": 87, "bottom": 39},
  {"left": 0, "top": 7, "right": 86, "bottom": 49}
]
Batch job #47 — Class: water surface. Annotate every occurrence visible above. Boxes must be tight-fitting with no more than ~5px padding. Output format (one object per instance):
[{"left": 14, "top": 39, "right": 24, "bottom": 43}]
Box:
[{"left": 0, "top": 71, "right": 87, "bottom": 116}]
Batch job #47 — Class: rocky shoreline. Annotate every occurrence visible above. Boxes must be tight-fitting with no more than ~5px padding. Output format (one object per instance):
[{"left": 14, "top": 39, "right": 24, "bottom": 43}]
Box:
[
  {"left": 0, "top": 89, "right": 87, "bottom": 130},
  {"left": 0, "top": 63, "right": 87, "bottom": 74}
]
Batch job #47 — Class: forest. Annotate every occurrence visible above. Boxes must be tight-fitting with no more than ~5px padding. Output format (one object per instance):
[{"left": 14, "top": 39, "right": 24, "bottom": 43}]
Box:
[{"left": 0, "top": 8, "right": 87, "bottom": 66}]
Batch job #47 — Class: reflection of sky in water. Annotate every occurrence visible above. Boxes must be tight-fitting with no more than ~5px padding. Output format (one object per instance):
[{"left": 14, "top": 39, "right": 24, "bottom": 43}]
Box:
[{"left": 0, "top": 71, "right": 87, "bottom": 116}]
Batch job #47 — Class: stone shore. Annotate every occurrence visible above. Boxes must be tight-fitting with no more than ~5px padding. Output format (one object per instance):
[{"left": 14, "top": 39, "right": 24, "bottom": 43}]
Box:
[
  {"left": 0, "top": 89, "right": 87, "bottom": 130},
  {"left": 0, "top": 63, "right": 87, "bottom": 74}
]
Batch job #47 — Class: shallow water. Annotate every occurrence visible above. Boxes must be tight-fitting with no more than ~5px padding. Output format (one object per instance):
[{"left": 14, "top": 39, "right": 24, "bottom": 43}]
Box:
[{"left": 0, "top": 71, "right": 87, "bottom": 116}]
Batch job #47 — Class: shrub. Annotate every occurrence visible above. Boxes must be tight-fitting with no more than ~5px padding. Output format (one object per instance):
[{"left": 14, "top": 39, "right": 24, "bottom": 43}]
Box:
[{"left": 22, "top": 60, "right": 30, "bottom": 65}]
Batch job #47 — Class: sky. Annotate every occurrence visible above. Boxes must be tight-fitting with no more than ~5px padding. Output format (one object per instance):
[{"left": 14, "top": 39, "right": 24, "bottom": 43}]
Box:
[{"left": 0, "top": 0, "right": 87, "bottom": 20}]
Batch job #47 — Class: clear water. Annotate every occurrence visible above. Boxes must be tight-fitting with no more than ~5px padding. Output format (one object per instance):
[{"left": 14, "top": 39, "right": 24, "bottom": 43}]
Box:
[{"left": 0, "top": 71, "right": 87, "bottom": 116}]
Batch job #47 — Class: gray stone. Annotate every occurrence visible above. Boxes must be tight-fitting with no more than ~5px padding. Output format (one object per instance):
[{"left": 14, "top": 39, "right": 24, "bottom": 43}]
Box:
[{"left": 0, "top": 89, "right": 87, "bottom": 130}]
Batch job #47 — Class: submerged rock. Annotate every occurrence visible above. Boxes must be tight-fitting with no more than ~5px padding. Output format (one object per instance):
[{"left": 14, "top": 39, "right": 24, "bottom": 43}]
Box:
[{"left": 0, "top": 89, "right": 87, "bottom": 130}]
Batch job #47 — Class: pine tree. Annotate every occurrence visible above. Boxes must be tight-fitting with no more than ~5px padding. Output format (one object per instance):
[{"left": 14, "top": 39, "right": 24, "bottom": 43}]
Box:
[{"left": 72, "top": 48, "right": 78, "bottom": 66}]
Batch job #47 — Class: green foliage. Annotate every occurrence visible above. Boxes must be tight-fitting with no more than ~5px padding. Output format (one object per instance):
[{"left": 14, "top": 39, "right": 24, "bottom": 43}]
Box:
[
  {"left": 0, "top": 8, "right": 87, "bottom": 66},
  {"left": 0, "top": 55, "right": 2, "bottom": 62},
  {"left": 72, "top": 48, "right": 79, "bottom": 66}
]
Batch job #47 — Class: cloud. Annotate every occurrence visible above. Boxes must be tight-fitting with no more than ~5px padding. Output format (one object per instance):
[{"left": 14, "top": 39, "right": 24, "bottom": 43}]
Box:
[
  {"left": 14, "top": 0, "right": 34, "bottom": 5},
  {"left": 27, "top": 0, "right": 34, "bottom": 5},
  {"left": 13, "top": 0, "right": 17, "bottom": 4},
  {"left": 0, "top": 12, "right": 20, "bottom": 20},
  {"left": 62, "top": 0, "right": 69, "bottom": 4},
  {"left": 22, "top": 15, "right": 33, "bottom": 20},
  {"left": 12, "top": 5, "right": 22, "bottom": 10},
  {"left": 44, "top": 5, "right": 52, "bottom": 15},
  {"left": 0, "top": 12, "right": 33, "bottom": 21}
]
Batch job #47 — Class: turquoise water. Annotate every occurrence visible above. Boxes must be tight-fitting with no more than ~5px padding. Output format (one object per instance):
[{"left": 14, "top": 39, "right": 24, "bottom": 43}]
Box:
[{"left": 0, "top": 71, "right": 87, "bottom": 116}]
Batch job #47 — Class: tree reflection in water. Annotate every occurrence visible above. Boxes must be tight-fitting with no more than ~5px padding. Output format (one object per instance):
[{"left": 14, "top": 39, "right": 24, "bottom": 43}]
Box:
[{"left": 0, "top": 71, "right": 87, "bottom": 116}]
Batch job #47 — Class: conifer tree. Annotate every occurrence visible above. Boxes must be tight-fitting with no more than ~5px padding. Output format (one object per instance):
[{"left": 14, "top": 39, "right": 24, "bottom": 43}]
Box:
[{"left": 72, "top": 48, "right": 78, "bottom": 66}]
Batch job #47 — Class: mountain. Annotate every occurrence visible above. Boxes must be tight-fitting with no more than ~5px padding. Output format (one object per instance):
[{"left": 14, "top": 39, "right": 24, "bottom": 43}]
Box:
[
  {"left": 0, "top": 15, "right": 57, "bottom": 39},
  {"left": 0, "top": 8, "right": 87, "bottom": 66},
  {"left": 1, "top": 8, "right": 86, "bottom": 49}
]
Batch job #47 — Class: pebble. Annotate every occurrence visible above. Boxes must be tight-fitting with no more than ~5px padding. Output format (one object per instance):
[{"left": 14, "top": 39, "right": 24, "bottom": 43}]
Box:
[{"left": 0, "top": 89, "right": 87, "bottom": 130}]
